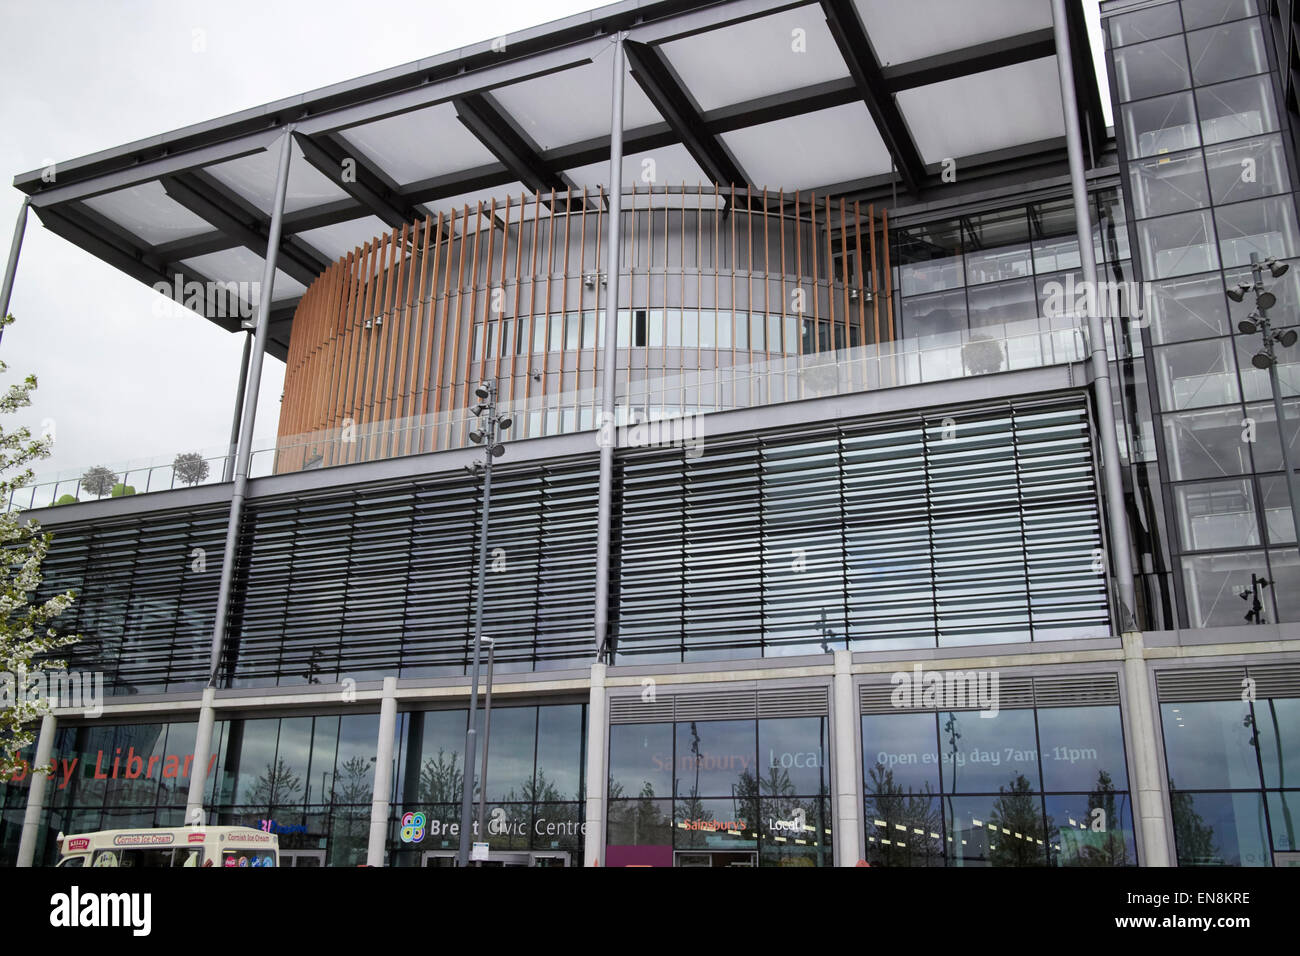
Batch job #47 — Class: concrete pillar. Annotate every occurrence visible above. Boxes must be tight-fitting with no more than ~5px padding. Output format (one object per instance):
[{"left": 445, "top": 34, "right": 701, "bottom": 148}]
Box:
[
  {"left": 1122, "top": 631, "right": 1174, "bottom": 866},
  {"left": 16, "top": 713, "right": 57, "bottom": 867},
  {"left": 184, "top": 686, "right": 217, "bottom": 823},
  {"left": 368, "top": 676, "right": 399, "bottom": 867},
  {"left": 583, "top": 662, "right": 607, "bottom": 867},
  {"left": 832, "top": 649, "right": 861, "bottom": 866}
]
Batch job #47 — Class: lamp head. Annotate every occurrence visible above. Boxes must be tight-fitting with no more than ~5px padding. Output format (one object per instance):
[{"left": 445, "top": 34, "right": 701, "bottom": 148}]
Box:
[
  {"left": 1238, "top": 319, "right": 1259, "bottom": 334},
  {"left": 1267, "top": 258, "right": 1290, "bottom": 278},
  {"left": 1252, "top": 351, "right": 1275, "bottom": 370},
  {"left": 1227, "top": 282, "right": 1251, "bottom": 303},
  {"left": 1279, "top": 329, "right": 1298, "bottom": 348},
  {"left": 469, "top": 430, "right": 485, "bottom": 444},
  {"left": 498, "top": 416, "right": 513, "bottom": 431},
  {"left": 490, "top": 444, "right": 505, "bottom": 458},
  {"left": 1258, "top": 291, "right": 1277, "bottom": 310},
  {"left": 475, "top": 383, "right": 492, "bottom": 400}
]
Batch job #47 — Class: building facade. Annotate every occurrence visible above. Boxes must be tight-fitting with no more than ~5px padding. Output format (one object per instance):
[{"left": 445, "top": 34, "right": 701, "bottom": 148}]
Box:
[{"left": 2, "top": 0, "right": 1299, "bottom": 867}]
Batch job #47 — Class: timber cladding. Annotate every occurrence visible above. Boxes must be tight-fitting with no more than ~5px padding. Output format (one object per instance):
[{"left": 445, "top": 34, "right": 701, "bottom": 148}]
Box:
[{"left": 276, "top": 186, "right": 893, "bottom": 472}]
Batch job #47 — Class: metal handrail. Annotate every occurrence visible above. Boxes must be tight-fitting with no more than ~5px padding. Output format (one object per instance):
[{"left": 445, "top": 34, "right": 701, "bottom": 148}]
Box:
[{"left": 9, "top": 318, "right": 1089, "bottom": 512}]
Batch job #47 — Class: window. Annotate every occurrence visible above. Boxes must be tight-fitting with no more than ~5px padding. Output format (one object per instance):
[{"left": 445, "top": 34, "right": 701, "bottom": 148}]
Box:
[
  {"left": 1112, "top": 34, "right": 1191, "bottom": 103},
  {"left": 1137, "top": 209, "right": 1220, "bottom": 278},
  {"left": 1204, "top": 136, "right": 1287, "bottom": 205},
  {"left": 1123, "top": 91, "right": 1200, "bottom": 159},
  {"left": 1145, "top": 272, "right": 1231, "bottom": 344},
  {"left": 1186, "top": 19, "right": 1267, "bottom": 87},
  {"left": 1196, "top": 74, "right": 1278, "bottom": 145},
  {"left": 1155, "top": 338, "right": 1241, "bottom": 410},
  {"left": 1109, "top": 2, "right": 1183, "bottom": 47},
  {"left": 1215, "top": 197, "right": 1300, "bottom": 268},
  {"left": 1129, "top": 149, "right": 1210, "bottom": 219},
  {"left": 864, "top": 702, "right": 1135, "bottom": 867},
  {"left": 609, "top": 716, "right": 830, "bottom": 867},
  {"left": 1176, "top": 478, "right": 1261, "bottom": 550}
]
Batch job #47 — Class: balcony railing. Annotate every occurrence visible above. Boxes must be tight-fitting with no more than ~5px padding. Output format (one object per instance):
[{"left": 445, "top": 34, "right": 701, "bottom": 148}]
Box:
[{"left": 7, "top": 316, "right": 1087, "bottom": 512}]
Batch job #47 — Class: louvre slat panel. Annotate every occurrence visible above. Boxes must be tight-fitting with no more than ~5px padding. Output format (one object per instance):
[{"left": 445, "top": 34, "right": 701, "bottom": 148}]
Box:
[
  {"left": 36, "top": 508, "right": 227, "bottom": 696},
  {"left": 1155, "top": 667, "right": 1249, "bottom": 702},
  {"left": 613, "top": 398, "right": 1109, "bottom": 662},
  {"left": 609, "top": 696, "right": 675, "bottom": 723},
  {"left": 1248, "top": 663, "right": 1300, "bottom": 699},
  {"left": 1152, "top": 666, "right": 1275, "bottom": 702},
  {"left": 757, "top": 686, "right": 829, "bottom": 717},
  {"left": 1032, "top": 674, "right": 1121, "bottom": 707},
  {"left": 673, "top": 691, "right": 757, "bottom": 721},
  {"left": 226, "top": 461, "right": 601, "bottom": 683},
  {"left": 858, "top": 676, "right": 1036, "bottom": 713}
]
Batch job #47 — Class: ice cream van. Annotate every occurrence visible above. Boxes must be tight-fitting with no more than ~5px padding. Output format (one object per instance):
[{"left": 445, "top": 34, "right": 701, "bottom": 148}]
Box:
[{"left": 55, "top": 826, "right": 279, "bottom": 868}]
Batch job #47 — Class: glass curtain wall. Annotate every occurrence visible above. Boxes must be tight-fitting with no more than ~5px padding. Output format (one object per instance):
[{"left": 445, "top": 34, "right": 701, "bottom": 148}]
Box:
[
  {"left": 861, "top": 703, "right": 1137, "bottom": 866},
  {"left": 1107, "top": 0, "right": 1300, "bottom": 626},
  {"left": 1160, "top": 695, "right": 1299, "bottom": 865}
]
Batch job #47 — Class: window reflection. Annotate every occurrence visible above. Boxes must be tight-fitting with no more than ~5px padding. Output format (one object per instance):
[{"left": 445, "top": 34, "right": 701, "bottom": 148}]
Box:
[{"left": 1171, "top": 791, "right": 1270, "bottom": 865}]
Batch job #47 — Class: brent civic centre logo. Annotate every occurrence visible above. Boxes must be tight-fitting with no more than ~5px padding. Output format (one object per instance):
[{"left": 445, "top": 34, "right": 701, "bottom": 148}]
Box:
[{"left": 400, "top": 811, "right": 426, "bottom": 844}]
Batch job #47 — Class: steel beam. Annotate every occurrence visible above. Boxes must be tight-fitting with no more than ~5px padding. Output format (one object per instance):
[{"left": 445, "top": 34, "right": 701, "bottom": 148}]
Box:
[
  {"left": 821, "top": 0, "right": 926, "bottom": 195},
  {"left": 882, "top": 28, "right": 1056, "bottom": 91},
  {"left": 294, "top": 131, "right": 420, "bottom": 229},
  {"left": 454, "top": 92, "right": 570, "bottom": 195},
  {"left": 162, "top": 171, "right": 330, "bottom": 287},
  {"left": 624, "top": 39, "right": 747, "bottom": 189}
]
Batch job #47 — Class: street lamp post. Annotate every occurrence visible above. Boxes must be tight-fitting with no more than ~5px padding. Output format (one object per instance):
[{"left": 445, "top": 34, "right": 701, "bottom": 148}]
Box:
[
  {"left": 1229, "top": 254, "right": 1300, "bottom": 547},
  {"left": 475, "top": 636, "right": 496, "bottom": 857},
  {"left": 457, "top": 381, "right": 511, "bottom": 868}
]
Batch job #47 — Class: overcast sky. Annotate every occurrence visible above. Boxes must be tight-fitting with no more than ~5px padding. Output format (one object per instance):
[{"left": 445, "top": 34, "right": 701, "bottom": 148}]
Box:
[{"left": 0, "top": 0, "right": 1110, "bottom": 489}]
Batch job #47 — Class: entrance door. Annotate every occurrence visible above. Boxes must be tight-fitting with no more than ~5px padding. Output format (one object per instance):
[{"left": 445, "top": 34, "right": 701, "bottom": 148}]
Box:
[
  {"left": 529, "top": 851, "right": 570, "bottom": 867},
  {"left": 422, "top": 850, "right": 567, "bottom": 867},
  {"left": 280, "top": 850, "right": 326, "bottom": 868},
  {"left": 673, "top": 851, "right": 757, "bottom": 867}
]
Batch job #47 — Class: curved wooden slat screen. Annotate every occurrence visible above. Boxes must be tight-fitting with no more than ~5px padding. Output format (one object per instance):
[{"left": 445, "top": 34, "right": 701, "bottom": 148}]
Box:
[{"left": 276, "top": 186, "right": 893, "bottom": 473}]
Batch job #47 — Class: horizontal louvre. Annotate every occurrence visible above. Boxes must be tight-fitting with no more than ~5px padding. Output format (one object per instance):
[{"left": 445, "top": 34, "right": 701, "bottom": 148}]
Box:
[
  {"left": 1031, "top": 674, "right": 1120, "bottom": 707},
  {"left": 612, "top": 398, "right": 1109, "bottom": 665},
  {"left": 860, "top": 683, "right": 898, "bottom": 715},
  {"left": 858, "top": 673, "right": 1119, "bottom": 712},
  {"left": 757, "top": 687, "right": 829, "bottom": 718},
  {"left": 228, "top": 460, "right": 598, "bottom": 685},
  {"left": 609, "top": 695, "right": 675, "bottom": 724},
  {"left": 1156, "top": 667, "right": 1249, "bottom": 702},
  {"left": 672, "top": 691, "right": 757, "bottom": 721},
  {"left": 991, "top": 677, "right": 1035, "bottom": 710},
  {"left": 610, "top": 687, "right": 827, "bottom": 723},
  {"left": 36, "top": 507, "right": 229, "bottom": 696},
  {"left": 1247, "top": 663, "right": 1300, "bottom": 699}
]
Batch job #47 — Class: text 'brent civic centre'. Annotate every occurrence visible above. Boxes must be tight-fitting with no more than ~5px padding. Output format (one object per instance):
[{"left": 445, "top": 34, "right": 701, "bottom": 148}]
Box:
[{"left": 2, "top": 0, "right": 1299, "bottom": 868}]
